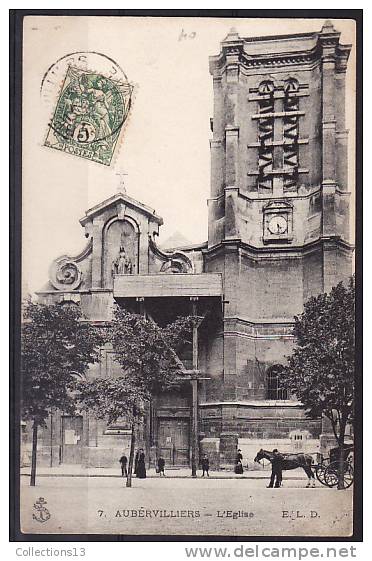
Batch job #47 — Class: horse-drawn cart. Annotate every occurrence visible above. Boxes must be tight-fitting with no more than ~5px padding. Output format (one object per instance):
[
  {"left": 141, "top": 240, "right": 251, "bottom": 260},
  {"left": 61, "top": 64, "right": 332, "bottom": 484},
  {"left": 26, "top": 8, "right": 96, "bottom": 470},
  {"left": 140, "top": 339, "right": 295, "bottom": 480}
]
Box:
[
  {"left": 254, "top": 445, "right": 354, "bottom": 488},
  {"left": 314, "top": 444, "right": 354, "bottom": 488}
]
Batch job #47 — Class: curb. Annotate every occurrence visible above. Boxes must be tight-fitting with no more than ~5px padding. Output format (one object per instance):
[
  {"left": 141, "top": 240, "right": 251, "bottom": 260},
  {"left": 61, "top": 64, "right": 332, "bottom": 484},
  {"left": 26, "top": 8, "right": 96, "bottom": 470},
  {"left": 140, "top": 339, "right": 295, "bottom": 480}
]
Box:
[{"left": 20, "top": 473, "right": 305, "bottom": 480}]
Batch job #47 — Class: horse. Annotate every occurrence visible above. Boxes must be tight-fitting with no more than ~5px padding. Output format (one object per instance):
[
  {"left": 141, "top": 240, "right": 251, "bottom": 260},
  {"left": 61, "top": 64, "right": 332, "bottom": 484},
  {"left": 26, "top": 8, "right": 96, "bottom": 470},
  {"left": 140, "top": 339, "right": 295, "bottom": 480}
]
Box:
[{"left": 254, "top": 448, "right": 316, "bottom": 487}]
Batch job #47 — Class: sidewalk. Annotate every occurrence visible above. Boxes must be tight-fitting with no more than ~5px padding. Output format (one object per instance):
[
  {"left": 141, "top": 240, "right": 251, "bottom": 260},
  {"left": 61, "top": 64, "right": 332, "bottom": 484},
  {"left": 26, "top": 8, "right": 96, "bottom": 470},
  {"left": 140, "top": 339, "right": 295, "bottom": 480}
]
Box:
[{"left": 20, "top": 465, "right": 306, "bottom": 479}]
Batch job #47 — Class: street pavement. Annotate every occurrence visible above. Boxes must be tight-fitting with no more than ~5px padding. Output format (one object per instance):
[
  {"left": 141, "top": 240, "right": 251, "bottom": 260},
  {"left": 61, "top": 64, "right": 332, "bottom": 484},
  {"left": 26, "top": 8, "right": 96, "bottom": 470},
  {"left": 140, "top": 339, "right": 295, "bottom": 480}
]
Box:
[
  {"left": 20, "top": 471, "right": 353, "bottom": 537},
  {"left": 20, "top": 465, "right": 300, "bottom": 479}
]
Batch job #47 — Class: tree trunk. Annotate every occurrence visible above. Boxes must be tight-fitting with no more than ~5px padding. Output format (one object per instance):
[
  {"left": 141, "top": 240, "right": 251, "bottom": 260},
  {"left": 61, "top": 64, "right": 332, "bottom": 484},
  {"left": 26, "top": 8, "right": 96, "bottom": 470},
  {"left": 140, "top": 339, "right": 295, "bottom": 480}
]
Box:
[
  {"left": 337, "top": 424, "right": 346, "bottom": 490},
  {"left": 30, "top": 420, "right": 38, "bottom": 487},
  {"left": 126, "top": 416, "right": 136, "bottom": 488},
  {"left": 329, "top": 412, "right": 346, "bottom": 490}
]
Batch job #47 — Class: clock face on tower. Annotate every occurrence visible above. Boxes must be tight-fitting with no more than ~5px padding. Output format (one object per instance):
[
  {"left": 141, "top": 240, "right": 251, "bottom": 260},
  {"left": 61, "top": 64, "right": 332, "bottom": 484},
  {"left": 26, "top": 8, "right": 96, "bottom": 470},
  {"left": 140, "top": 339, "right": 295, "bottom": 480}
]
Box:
[{"left": 267, "top": 215, "right": 288, "bottom": 235}]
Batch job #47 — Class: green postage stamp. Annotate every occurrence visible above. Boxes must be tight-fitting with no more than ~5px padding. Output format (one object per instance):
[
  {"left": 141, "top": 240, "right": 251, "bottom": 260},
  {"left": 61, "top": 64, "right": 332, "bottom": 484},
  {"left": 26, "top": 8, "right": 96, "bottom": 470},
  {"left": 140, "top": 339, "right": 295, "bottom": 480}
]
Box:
[{"left": 44, "top": 66, "right": 133, "bottom": 166}]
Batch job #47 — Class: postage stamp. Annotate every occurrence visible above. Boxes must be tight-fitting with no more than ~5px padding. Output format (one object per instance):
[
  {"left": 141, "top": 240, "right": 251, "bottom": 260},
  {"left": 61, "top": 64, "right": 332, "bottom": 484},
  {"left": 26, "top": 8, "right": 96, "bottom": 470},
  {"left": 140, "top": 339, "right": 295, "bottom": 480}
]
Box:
[{"left": 44, "top": 65, "right": 133, "bottom": 166}]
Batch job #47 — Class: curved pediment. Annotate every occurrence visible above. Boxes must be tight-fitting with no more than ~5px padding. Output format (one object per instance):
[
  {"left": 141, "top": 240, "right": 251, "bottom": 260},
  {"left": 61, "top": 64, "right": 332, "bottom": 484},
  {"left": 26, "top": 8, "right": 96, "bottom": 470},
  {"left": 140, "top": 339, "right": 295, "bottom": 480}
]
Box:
[
  {"left": 38, "top": 192, "right": 201, "bottom": 302},
  {"left": 149, "top": 236, "right": 194, "bottom": 274},
  {"left": 79, "top": 192, "right": 163, "bottom": 228}
]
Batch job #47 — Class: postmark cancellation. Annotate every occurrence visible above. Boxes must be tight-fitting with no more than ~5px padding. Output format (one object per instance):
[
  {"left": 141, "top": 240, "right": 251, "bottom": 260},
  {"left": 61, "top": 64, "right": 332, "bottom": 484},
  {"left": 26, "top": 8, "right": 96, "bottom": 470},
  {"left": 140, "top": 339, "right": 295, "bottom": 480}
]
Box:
[{"left": 44, "top": 65, "right": 133, "bottom": 166}]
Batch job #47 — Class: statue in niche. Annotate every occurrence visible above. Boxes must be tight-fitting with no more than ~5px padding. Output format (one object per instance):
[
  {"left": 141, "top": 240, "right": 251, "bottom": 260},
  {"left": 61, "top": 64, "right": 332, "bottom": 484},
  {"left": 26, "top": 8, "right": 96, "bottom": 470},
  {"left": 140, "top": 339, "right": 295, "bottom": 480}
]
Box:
[{"left": 112, "top": 246, "right": 133, "bottom": 275}]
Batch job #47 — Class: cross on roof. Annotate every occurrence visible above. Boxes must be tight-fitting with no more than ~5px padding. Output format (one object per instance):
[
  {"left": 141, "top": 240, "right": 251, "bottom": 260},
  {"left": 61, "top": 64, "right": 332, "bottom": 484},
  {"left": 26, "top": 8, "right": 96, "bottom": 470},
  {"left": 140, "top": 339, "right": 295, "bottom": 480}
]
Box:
[{"left": 115, "top": 171, "right": 128, "bottom": 195}]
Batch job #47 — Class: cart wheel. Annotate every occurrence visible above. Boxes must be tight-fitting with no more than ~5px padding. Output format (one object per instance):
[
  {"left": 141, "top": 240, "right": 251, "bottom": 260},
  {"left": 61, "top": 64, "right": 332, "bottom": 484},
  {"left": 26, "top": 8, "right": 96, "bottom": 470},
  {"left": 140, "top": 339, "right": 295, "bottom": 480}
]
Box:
[
  {"left": 324, "top": 462, "right": 339, "bottom": 487},
  {"left": 315, "top": 464, "right": 328, "bottom": 486},
  {"left": 324, "top": 462, "right": 354, "bottom": 488},
  {"left": 342, "top": 464, "right": 354, "bottom": 489}
]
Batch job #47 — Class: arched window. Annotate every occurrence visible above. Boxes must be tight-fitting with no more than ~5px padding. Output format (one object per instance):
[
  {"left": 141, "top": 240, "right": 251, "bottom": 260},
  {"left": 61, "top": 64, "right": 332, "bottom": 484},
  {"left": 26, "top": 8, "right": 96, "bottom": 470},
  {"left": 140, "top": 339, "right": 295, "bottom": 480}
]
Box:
[
  {"left": 284, "top": 78, "right": 299, "bottom": 93},
  {"left": 58, "top": 299, "right": 79, "bottom": 310},
  {"left": 266, "top": 365, "right": 288, "bottom": 400},
  {"left": 258, "top": 80, "right": 274, "bottom": 95}
]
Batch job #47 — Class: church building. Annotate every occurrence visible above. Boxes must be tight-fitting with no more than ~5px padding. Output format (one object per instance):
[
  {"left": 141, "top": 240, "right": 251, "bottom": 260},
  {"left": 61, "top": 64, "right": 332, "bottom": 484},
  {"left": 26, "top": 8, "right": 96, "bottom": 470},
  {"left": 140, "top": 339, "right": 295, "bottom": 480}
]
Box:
[{"left": 32, "top": 21, "right": 353, "bottom": 469}]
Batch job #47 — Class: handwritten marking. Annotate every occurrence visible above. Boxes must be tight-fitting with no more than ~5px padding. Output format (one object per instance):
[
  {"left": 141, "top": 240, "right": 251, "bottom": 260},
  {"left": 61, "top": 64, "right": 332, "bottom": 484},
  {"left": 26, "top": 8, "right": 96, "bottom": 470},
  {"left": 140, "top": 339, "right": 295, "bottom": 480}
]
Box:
[{"left": 178, "top": 29, "right": 196, "bottom": 42}]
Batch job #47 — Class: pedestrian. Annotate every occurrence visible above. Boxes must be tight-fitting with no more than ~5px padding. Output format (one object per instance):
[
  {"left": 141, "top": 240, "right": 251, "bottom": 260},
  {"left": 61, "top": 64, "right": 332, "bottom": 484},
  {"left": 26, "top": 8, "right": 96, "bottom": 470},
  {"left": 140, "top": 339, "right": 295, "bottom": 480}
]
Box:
[
  {"left": 119, "top": 453, "right": 128, "bottom": 477},
  {"left": 267, "top": 448, "right": 283, "bottom": 488},
  {"left": 136, "top": 448, "right": 147, "bottom": 479},
  {"left": 201, "top": 454, "right": 210, "bottom": 477},
  {"left": 134, "top": 449, "right": 139, "bottom": 475},
  {"left": 234, "top": 449, "right": 244, "bottom": 474},
  {"left": 157, "top": 456, "right": 165, "bottom": 476},
  {"left": 234, "top": 459, "right": 244, "bottom": 475}
]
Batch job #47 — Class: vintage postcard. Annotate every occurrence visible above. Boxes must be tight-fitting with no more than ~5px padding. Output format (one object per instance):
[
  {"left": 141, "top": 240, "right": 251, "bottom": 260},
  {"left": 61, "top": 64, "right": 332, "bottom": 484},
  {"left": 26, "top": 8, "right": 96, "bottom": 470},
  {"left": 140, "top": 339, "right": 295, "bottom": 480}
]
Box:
[{"left": 13, "top": 12, "right": 360, "bottom": 539}]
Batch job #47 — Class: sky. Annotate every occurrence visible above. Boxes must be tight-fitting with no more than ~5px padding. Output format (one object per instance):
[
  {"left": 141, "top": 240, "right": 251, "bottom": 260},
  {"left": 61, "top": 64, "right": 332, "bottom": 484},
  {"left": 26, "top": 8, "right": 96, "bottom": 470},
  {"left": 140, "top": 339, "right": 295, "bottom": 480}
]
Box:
[{"left": 22, "top": 16, "right": 355, "bottom": 295}]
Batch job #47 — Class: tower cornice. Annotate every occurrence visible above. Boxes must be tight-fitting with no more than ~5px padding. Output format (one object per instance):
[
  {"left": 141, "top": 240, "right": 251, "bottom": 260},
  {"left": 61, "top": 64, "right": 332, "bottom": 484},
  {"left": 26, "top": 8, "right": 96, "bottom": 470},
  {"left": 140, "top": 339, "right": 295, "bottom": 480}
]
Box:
[
  {"left": 203, "top": 236, "right": 354, "bottom": 259},
  {"left": 210, "top": 21, "right": 351, "bottom": 76}
]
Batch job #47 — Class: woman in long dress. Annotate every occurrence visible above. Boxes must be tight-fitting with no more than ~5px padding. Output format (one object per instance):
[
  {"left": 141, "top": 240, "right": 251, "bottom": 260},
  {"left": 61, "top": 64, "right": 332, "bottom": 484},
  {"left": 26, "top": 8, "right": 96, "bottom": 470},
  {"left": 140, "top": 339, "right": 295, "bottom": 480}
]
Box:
[
  {"left": 234, "top": 449, "right": 244, "bottom": 474},
  {"left": 234, "top": 459, "right": 244, "bottom": 475},
  {"left": 136, "top": 449, "right": 147, "bottom": 479}
]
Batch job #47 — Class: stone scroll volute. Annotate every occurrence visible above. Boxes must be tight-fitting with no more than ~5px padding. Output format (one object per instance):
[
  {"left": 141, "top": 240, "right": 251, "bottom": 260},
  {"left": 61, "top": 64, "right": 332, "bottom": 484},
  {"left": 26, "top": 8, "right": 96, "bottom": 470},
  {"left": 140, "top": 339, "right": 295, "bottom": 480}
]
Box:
[{"left": 49, "top": 258, "right": 83, "bottom": 291}]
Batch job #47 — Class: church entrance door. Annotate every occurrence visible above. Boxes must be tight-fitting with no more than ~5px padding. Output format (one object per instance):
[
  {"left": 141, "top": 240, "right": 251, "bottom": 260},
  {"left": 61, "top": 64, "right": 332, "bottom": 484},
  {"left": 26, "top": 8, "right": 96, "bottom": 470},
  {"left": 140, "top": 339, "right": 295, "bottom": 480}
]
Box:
[
  {"left": 158, "top": 419, "right": 190, "bottom": 466},
  {"left": 61, "top": 416, "right": 83, "bottom": 464}
]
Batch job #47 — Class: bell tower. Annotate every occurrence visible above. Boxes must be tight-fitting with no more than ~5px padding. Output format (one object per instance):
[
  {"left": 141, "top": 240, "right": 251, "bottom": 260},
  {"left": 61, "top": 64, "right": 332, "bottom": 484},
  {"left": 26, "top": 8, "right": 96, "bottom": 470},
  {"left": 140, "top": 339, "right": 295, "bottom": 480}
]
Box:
[
  {"left": 208, "top": 21, "right": 352, "bottom": 260},
  {"left": 207, "top": 20, "right": 353, "bottom": 306},
  {"left": 202, "top": 22, "right": 353, "bottom": 452}
]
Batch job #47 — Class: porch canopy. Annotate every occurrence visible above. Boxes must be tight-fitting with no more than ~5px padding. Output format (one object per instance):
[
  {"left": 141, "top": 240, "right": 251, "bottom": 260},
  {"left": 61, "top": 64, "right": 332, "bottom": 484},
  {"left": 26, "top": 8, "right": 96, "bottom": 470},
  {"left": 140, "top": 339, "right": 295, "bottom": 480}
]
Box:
[{"left": 113, "top": 272, "right": 223, "bottom": 298}]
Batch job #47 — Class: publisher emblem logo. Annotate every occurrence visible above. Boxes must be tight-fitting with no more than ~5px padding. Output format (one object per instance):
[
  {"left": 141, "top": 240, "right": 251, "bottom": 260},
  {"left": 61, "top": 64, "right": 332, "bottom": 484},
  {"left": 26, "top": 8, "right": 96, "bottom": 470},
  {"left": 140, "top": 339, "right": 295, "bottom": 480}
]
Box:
[{"left": 32, "top": 497, "right": 51, "bottom": 523}]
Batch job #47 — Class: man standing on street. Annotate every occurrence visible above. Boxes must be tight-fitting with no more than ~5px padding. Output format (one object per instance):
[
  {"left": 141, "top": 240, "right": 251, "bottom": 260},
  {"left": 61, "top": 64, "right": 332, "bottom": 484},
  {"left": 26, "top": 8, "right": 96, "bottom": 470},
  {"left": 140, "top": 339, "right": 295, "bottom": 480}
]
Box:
[
  {"left": 201, "top": 454, "right": 210, "bottom": 477},
  {"left": 119, "top": 453, "right": 128, "bottom": 477},
  {"left": 157, "top": 456, "right": 166, "bottom": 476},
  {"left": 267, "top": 449, "right": 283, "bottom": 488},
  {"left": 235, "top": 448, "right": 244, "bottom": 474}
]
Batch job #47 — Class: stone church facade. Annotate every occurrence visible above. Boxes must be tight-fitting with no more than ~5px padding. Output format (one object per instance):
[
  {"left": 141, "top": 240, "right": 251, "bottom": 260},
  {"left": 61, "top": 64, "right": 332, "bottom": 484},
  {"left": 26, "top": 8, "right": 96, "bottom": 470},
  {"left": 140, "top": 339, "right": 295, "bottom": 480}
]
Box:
[{"left": 30, "top": 21, "right": 353, "bottom": 469}]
